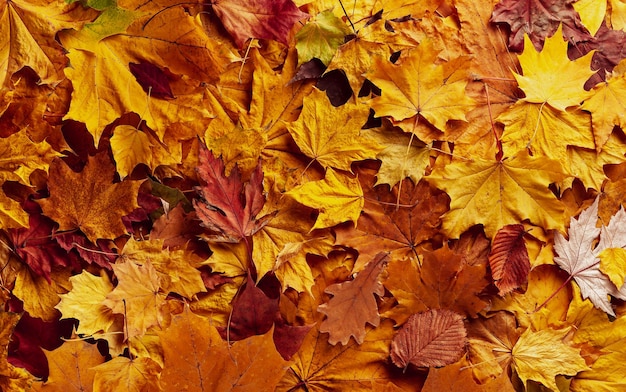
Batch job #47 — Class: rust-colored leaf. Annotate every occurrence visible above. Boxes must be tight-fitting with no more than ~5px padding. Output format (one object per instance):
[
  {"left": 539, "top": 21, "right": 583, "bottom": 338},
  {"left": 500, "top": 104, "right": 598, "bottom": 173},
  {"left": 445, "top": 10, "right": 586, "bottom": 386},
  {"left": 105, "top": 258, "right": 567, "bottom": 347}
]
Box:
[
  {"left": 391, "top": 309, "right": 467, "bottom": 370},
  {"left": 489, "top": 224, "right": 531, "bottom": 295}
]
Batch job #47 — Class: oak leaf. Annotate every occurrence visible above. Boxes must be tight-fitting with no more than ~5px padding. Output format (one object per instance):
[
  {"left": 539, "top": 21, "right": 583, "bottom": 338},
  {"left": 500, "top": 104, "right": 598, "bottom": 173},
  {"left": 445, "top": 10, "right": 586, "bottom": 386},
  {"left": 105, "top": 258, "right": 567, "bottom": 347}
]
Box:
[
  {"left": 38, "top": 153, "right": 141, "bottom": 242},
  {"left": 193, "top": 144, "right": 270, "bottom": 242},
  {"left": 91, "top": 356, "right": 161, "bottom": 392},
  {"left": 286, "top": 168, "right": 363, "bottom": 231},
  {"left": 512, "top": 327, "right": 589, "bottom": 391},
  {"left": 513, "top": 24, "right": 595, "bottom": 111},
  {"left": 390, "top": 309, "right": 466, "bottom": 370},
  {"left": 428, "top": 151, "right": 568, "bottom": 238},
  {"left": 286, "top": 88, "right": 383, "bottom": 172},
  {"left": 366, "top": 39, "right": 475, "bottom": 136},
  {"left": 157, "top": 305, "right": 290, "bottom": 392},
  {"left": 318, "top": 252, "right": 388, "bottom": 345},
  {"left": 489, "top": 224, "right": 531, "bottom": 295},
  {"left": 491, "top": 0, "right": 591, "bottom": 52},
  {"left": 102, "top": 259, "right": 169, "bottom": 339},
  {"left": 210, "top": 0, "right": 308, "bottom": 48}
]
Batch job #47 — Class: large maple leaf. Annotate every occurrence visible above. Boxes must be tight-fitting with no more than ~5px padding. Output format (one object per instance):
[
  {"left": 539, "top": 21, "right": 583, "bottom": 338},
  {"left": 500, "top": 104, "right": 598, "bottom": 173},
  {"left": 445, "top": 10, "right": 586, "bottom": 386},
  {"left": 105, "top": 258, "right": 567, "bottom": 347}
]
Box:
[
  {"left": 193, "top": 143, "right": 271, "bottom": 243},
  {"left": 334, "top": 165, "right": 449, "bottom": 269},
  {"left": 210, "top": 0, "right": 308, "bottom": 48},
  {"left": 491, "top": 0, "right": 591, "bottom": 52},
  {"left": 513, "top": 24, "right": 595, "bottom": 111},
  {"left": 366, "top": 39, "right": 475, "bottom": 138},
  {"left": 38, "top": 153, "right": 141, "bottom": 242},
  {"left": 428, "top": 151, "right": 568, "bottom": 239},
  {"left": 157, "top": 305, "right": 290, "bottom": 391},
  {"left": 286, "top": 88, "right": 383, "bottom": 172}
]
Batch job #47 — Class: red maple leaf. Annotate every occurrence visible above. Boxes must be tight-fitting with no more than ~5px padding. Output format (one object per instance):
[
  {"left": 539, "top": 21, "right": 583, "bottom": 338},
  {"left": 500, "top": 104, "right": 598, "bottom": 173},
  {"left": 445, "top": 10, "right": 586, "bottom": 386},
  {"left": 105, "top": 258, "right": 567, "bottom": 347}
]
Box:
[
  {"left": 193, "top": 143, "right": 272, "bottom": 243},
  {"left": 491, "top": 0, "right": 591, "bottom": 51}
]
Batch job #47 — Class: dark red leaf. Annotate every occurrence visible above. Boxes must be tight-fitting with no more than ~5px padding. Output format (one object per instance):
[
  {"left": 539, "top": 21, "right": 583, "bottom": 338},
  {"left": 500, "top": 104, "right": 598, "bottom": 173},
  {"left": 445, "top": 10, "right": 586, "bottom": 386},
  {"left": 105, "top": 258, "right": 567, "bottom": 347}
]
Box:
[
  {"left": 193, "top": 143, "right": 271, "bottom": 243},
  {"left": 129, "top": 62, "right": 175, "bottom": 99},
  {"left": 273, "top": 319, "right": 312, "bottom": 360},
  {"left": 8, "top": 208, "right": 80, "bottom": 282},
  {"left": 489, "top": 224, "right": 530, "bottom": 296},
  {"left": 217, "top": 273, "right": 279, "bottom": 341},
  {"left": 54, "top": 232, "right": 116, "bottom": 269},
  {"left": 491, "top": 0, "right": 591, "bottom": 52}
]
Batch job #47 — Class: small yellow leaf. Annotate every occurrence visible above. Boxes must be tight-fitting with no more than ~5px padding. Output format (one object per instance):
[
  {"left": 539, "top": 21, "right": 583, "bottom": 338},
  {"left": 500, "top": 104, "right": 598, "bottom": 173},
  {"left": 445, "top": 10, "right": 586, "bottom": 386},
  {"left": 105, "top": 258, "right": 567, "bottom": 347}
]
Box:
[
  {"left": 598, "top": 248, "right": 626, "bottom": 289},
  {"left": 286, "top": 168, "right": 363, "bottom": 230}
]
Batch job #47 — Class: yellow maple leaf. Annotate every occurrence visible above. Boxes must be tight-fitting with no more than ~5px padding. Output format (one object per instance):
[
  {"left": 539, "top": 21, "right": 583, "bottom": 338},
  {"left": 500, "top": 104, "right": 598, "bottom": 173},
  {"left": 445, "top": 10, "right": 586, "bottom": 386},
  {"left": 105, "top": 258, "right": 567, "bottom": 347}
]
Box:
[
  {"left": 581, "top": 60, "right": 626, "bottom": 150},
  {"left": 0, "top": 0, "right": 96, "bottom": 87},
  {"left": 498, "top": 101, "right": 595, "bottom": 165},
  {"left": 157, "top": 306, "right": 291, "bottom": 391},
  {"left": 512, "top": 327, "right": 589, "bottom": 391},
  {"left": 286, "top": 168, "right": 364, "bottom": 230},
  {"left": 570, "top": 338, "right": 626, "bottom": 391},
  {"left": 428, "top": 151, "right": 568, "bottom": 238},
  {"left": 286, "top": 88, "right": 382, "bottom": 172},
  {"left": 0, "top": 131, "right": 60, "bottom": 228},
  {"left": 92, "top": 356, "right": 161, "bottom": 392},
  {"left": 56, "top": 270, "right": 117, "bottom": 337},
  {"left": 13, "top": 265, "right": 70, "bottom": 322},
  {"left": 120, "top": 238, "right": 206, "bottom": 300},
  {"left": 110, "top": 125, "right": 181, "bottom": 179},
  {"left": 514, "top": 24, "right": 595, "bottom": 111},
  {"left": 58, "top": 6, "right": 236, "bottom": 144},
  {"left": 366, "top": 39, "right": 475, "bottom": 135},
  {"left": 103, "top": 259, "right": 169, "bottom": 339}
]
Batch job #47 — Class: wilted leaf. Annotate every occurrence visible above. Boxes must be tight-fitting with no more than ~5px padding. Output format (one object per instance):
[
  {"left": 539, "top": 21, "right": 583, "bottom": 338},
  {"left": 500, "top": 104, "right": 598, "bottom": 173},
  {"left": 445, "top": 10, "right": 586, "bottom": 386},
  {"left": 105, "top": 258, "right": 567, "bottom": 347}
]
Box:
[{"left": 390, "top": 309, "right": 466, "bottom": 370}]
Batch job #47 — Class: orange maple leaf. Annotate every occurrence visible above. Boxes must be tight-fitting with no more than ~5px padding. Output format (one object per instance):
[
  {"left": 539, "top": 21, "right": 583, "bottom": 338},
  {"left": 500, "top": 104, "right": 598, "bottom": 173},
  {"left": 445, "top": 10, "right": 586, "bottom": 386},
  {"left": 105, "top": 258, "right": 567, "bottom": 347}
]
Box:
[{"left": 38, "top": 153, "right": 141, "bottom": 242}]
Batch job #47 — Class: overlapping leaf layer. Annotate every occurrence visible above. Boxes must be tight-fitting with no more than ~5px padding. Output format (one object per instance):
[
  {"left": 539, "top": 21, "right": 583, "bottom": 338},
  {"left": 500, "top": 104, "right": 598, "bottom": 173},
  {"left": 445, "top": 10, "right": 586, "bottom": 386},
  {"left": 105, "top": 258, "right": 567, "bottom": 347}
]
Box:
[{"left": 1, "top": 0, "right": 626, "bottom": 390}]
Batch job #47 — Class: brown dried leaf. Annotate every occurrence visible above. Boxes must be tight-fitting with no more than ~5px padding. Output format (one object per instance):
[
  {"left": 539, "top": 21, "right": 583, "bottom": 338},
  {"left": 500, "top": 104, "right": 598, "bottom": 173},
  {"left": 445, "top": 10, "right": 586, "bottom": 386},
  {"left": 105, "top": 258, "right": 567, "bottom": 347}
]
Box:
[{"left": 390, "top": 309, "right": 467, "bottom": 370}]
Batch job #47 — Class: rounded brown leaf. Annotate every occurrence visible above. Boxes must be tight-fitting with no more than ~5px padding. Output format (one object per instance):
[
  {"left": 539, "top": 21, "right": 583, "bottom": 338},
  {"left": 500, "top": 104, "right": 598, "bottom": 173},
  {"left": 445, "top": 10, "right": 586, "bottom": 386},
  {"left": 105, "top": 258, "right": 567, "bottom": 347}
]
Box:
[{"left": 390, "top": 309, "right": 467, "bottom": 370}]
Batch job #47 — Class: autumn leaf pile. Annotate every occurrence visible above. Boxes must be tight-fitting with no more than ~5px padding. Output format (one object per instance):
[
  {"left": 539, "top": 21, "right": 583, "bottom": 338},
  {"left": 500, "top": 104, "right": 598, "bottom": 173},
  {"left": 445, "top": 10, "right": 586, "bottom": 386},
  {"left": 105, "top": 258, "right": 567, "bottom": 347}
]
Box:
[{"left": 3, "top": 0, "right": 626, "bottom": 390}]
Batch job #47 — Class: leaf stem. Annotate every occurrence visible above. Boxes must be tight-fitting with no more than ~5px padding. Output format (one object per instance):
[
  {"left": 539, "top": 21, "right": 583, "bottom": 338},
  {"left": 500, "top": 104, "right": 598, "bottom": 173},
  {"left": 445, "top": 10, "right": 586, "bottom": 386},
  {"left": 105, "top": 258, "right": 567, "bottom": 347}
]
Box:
[{"left": 338, "top": 0, "right": 356, "bottom": 33}]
